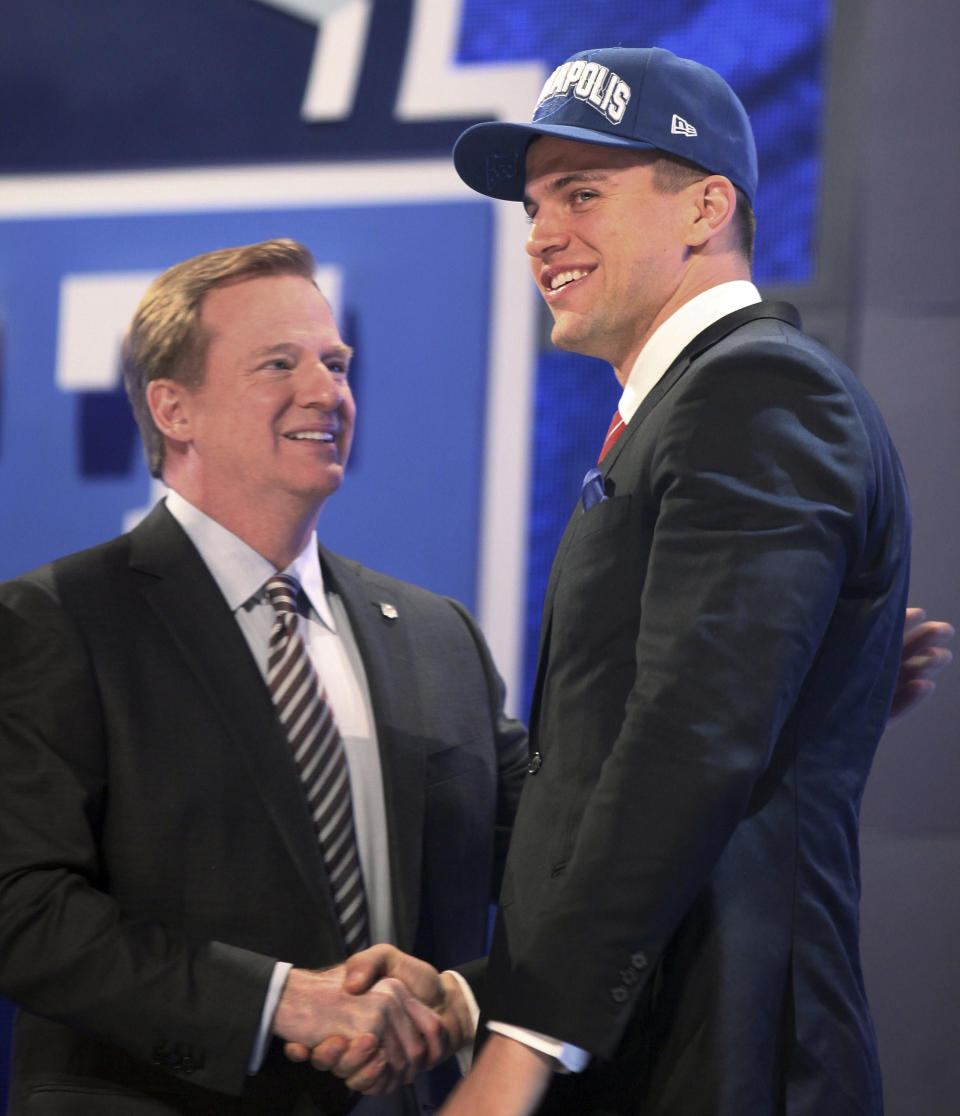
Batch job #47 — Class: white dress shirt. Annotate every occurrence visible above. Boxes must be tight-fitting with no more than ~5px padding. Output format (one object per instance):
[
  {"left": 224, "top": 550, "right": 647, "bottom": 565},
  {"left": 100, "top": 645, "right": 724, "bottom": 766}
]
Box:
[
  {"left": 164, "top": 492, "right": 394, "bottom": 1069},
  {"left": 486, "top": 280, "right": 763, "bottom": 1073},
  {"left": 618, "top": 280, "right": 761, "bottom": 423}
]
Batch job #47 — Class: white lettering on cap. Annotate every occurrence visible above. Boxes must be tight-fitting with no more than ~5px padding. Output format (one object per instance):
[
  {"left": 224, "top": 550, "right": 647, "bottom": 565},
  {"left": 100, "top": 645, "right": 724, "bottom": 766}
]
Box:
[{"left": 534, "top": 60, "right": 631, "bottom": 126}]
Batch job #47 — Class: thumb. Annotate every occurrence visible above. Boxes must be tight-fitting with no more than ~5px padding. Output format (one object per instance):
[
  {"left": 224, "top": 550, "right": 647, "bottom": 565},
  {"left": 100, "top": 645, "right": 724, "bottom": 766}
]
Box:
[{"left": 343, "top": 944, "right": 399, "bottom": 994}]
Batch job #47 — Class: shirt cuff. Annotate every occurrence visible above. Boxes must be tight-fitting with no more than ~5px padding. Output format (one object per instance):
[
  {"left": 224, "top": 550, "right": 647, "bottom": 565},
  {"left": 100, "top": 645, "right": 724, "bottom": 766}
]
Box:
[
  {"left": 249, "top": 961, "right": 293, "bottom": 1074},
  {"left": 444, "top": 969, "right": 481, "bottom": 1076},
  {"left": 486, "top": 1020, "right": 591, "bottom": 1074}
]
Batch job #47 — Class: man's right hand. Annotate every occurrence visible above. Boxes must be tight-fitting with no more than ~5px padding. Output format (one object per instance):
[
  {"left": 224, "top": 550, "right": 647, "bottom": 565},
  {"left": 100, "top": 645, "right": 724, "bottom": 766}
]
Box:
[
  {"left": 283, "top": 946, "right": 474, "bottom": 1093},
  {"left": 272, "top": 961, "right": 447, "bottom": 1092}
]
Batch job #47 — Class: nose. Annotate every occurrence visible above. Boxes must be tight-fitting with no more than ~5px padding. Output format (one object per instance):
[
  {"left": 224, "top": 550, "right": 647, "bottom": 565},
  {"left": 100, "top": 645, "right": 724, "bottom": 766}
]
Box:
[
  {"left": 299, "top": 361, "right": 342, "bottom": 411},
  {"left": 525, "top": 205, "right": 569, "bottom": 259}
]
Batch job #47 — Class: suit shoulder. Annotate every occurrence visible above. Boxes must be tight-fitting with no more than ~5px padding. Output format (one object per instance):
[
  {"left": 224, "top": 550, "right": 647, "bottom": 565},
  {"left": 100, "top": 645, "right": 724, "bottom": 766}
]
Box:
[
  {"left": 690, "top": 316, "right": 885, "bottom": 419},
  {"left": 712, "top": 314, "right": 839, "bottom": 367},
  {"left": 721, "top": 317, "right": 895, "bottom": 436},
  {"left": 0, "top": 531, "right": 134, "bottom": 617}
]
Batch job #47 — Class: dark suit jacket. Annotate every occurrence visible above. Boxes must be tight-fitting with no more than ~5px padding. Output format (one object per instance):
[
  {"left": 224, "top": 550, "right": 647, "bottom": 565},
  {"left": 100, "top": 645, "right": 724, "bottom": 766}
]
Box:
[
  {"left": 482, "top": 303, "right": 910, "bottom": 1115},
  {"left": 0, "top": 502, "right": 527, "bottom": 1114}
]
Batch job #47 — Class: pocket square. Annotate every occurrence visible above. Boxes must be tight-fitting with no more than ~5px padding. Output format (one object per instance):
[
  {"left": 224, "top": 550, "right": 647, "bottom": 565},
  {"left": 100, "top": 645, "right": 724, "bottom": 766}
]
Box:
[{"left": 581, "top": 467, "right": 608, "bottom": 511}]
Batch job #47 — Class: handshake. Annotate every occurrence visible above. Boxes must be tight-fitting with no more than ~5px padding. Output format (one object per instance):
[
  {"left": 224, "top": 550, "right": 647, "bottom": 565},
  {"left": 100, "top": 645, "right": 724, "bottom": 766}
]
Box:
[{"left": 271, "top": 944, "right": 474, "bottom": 1096}]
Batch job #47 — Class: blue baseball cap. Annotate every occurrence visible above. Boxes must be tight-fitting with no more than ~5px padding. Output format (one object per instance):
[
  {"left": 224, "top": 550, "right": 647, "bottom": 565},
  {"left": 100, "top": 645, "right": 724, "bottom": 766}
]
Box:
[{"left": 453, "top": 47, "right": 758, "bottom": 203}]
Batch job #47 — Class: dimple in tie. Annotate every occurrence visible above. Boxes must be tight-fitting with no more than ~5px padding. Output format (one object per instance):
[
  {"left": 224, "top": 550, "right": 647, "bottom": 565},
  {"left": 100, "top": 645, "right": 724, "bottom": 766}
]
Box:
[
  {"left": 265, "top": 574, "right": 370, "bottom": 953},
  {"left": 598, "top": 410, "right": 626, "bottom": 464}
]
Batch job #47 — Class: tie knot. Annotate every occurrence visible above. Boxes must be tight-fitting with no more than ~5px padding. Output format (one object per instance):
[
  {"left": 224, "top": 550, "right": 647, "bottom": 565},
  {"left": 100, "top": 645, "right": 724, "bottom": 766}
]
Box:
[{"left": 265, "top": 574, "right": 302, "bottom": 616}]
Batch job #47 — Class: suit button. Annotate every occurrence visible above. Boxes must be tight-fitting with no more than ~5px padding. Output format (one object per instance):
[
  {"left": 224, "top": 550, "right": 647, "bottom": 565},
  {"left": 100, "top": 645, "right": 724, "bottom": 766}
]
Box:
[
  {"left": 527, "top": 751, "right": 542, "bottom": 774},
  {"left": 631, "top": 951, "right": 648, "bottom": 970},
  {"left": 610, "top": 986, "right": 629, "bottom": 1003}
]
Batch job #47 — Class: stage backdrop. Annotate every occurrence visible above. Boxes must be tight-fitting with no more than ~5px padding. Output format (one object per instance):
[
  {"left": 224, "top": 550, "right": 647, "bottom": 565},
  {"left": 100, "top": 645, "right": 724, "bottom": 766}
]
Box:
[{"left": 0, "top": 0, "right": 831, "bottom": 1107}]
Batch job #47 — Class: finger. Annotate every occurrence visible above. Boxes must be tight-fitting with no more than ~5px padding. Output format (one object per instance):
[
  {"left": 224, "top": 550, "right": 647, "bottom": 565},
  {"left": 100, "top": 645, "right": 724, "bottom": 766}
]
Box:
[
  {"left": 903, "top": 607, "right": 927, "bottom": 634},
  {"left": 889, "top": 678, "right": 934, "bottom": 720},
  {"left": 344, "top": 1050, "right": 400, "bottom": 1096},
  {"left": 902, "top": 646, "right": 953, "bottom": 678},
  {"left": 304, "top": 1035, "right": 352, "bottom": 1072},
  {"left": 284, "top": 1041, "right": 311, "bottom": 1063},
  {"left": 903, "top": 622, "right": 956, "bottom": 656},
  {"left": 352, "top": 1071, "right": 401, "bottom": 1096},
  {"left": 311, "top": 1033, "right": 379, "bottom": 1077},
  {"left": 388, "top": 954, "right": 443, "bottom": 1006},
  {"left": 373, "top": 1008, "right": 411, "bottom": 1077},
  {"left": 372, "top": 978, "right": 428, "bottom": 1080},
  {"left": 402, "top": 991, "right": 448, "bottom": 1070}
]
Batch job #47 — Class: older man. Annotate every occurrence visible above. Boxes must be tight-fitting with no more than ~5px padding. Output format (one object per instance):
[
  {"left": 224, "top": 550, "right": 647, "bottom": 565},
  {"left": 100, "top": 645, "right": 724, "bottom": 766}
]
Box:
[{"left": 0, "top": 239, "right": 526, "bottom": 1114}]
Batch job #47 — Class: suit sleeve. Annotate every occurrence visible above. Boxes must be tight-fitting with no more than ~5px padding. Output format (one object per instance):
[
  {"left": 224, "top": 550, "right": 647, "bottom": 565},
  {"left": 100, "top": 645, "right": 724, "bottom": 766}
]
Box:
[
  {"left": 0, "top": 579, "right": 275, "bottom": 1097},
  {"left": 489, "top": 339, "right": 903, "bottom": 1056}
]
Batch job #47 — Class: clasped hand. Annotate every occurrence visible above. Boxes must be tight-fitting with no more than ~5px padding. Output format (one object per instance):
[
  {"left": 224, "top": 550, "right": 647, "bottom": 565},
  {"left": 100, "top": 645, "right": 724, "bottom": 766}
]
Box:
[
  {"left": 889, "top": 608, "right": 954, "bottom": 719},
  {"left": 274, "top": 945, "right": 473, "bottom": 1095}
]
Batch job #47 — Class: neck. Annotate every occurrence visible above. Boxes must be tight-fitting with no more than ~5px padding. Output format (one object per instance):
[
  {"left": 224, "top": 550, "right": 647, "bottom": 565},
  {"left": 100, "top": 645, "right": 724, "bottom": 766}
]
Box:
[
  {"left": 165, "top": 476, "right": 323, "bottom": 570},
  {"left": 611, "top": 259, "right": 752, "bottom": 385},
  {"left": 236, "top": 513, "right": 320, "bottom": 572}
]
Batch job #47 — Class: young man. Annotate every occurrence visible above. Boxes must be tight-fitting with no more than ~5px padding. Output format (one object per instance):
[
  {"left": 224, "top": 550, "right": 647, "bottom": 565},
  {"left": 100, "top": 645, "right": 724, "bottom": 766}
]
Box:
[
  {"left": 0, "top": 239, "right": 527, "bottom": 1115},
  {"left": 439, "top": 46, "right": 918, "bottom": 1114}
]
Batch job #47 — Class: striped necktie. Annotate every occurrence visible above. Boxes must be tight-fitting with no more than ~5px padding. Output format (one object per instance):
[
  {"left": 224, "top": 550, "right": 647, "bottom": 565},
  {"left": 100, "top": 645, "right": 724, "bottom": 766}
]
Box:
[
  {"left": 265, "top": 574, "right": 370, "bottom": 953},
  {"left": 598, "top": 409, "right": 626, "bottom": 464}
]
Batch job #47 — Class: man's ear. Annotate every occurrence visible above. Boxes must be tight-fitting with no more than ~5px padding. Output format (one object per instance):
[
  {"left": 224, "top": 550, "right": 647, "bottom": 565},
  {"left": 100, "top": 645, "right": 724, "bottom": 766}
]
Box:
[
  {"left": 146, "top": 378, "right": 194, "bottom": 446},
  {"left": 686, "top": 175, "right": 737, "bottom": 248}
]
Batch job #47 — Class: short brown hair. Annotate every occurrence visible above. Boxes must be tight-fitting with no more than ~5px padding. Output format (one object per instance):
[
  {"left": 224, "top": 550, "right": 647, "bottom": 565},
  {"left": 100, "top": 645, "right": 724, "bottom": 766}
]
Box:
[
  {"left": 122, "top": 238, "right": 317, "bottom": 478},
  {"left": 652, "top": 153, "right": 755, "bottom": 267}
]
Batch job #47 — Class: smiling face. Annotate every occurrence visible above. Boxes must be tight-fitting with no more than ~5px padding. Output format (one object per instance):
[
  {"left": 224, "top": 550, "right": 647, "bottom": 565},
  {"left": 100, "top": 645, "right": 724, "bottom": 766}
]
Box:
[
  {"left": 155, "top": 273, "right": 355, "bottom": 530},
  {"left": 524, "top": 137, "right": 699, "bottom": 381}
]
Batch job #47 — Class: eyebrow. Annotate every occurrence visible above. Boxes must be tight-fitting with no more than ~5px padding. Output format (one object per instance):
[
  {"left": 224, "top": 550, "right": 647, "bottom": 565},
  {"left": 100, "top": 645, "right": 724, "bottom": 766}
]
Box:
[
  {"left": 523, "top": 170, "right": 614, "bottom": 210},
  {"left": 251, "top": 341, "right": 355, "bottom": 362},
  {"left": 324, "top": 343, "right": 354, "bottom": 363}
]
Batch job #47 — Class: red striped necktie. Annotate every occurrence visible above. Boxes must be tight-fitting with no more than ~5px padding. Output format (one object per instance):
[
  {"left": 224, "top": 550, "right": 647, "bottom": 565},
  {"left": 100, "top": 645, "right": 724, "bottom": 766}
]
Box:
[{"left": 598, "top": 409, "right": 626, "bottom": 464}]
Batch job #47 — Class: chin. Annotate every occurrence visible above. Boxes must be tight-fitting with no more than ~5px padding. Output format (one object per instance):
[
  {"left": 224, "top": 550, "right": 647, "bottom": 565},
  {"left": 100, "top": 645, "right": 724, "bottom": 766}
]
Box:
[
  {"left": 551, "top": 321, "right": 603, "bottom": 361},
  {"left": 291, "top": 468, "right": 343, "bottom": 505},
  {"left": 550, "top": 322, "right": 579, "bottom": 353}
]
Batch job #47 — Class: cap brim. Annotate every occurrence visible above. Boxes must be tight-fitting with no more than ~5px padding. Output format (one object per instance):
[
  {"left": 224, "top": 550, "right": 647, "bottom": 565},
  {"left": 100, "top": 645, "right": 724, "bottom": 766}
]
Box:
[{"left": 453, "top": 120, "right": 658, "bottom": 201}]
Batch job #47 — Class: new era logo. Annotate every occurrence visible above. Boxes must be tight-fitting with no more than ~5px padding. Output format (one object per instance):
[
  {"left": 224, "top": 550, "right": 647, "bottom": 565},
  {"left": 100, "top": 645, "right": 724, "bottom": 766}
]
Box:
[{"left": 671, "top": 114, "right": 698, "bottom": 137}]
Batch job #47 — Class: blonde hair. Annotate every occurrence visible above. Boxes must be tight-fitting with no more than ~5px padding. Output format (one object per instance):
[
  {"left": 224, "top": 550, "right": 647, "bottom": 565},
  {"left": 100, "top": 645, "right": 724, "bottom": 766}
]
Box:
[{"left": 121, "top": 238, "right": 317, "bottom": 477}]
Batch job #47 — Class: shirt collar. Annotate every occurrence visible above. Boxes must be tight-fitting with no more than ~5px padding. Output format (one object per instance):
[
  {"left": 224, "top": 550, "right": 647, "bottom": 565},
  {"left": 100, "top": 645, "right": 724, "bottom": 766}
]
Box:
[
  {"left": 619, "top": 280, "right": 761, "bottom": 424},
  {"left": 163, "top": 490, "right": 337, "bottom": 631}
]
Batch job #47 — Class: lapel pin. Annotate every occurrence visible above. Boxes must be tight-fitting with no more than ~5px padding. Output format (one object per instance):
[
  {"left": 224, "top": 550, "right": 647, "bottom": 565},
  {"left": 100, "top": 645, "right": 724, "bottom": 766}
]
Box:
[{"left": 378, "top": 602, "right": 399, "bottom": 622}]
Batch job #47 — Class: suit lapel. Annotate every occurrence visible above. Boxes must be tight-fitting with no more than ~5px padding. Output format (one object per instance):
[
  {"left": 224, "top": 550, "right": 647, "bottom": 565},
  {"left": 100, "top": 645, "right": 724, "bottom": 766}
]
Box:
[
  {"left": 602, "top": 301, "right": 802, "bottom": 473},
  {"left": 319, "top": 546, "right": 426, "bottom": 953},
  {"left": 127, "top": 503, "right": 336, "bottom": 917}
]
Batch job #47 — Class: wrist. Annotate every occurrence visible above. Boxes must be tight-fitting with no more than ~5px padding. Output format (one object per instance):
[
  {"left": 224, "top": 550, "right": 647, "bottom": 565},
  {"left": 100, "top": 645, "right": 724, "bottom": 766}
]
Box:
[
  {"left": 272, "top": 967, "right": 337, "bottom": 1042},
  {"left": 439, "top": 970, "right": 475, "bottom": 1050}
]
